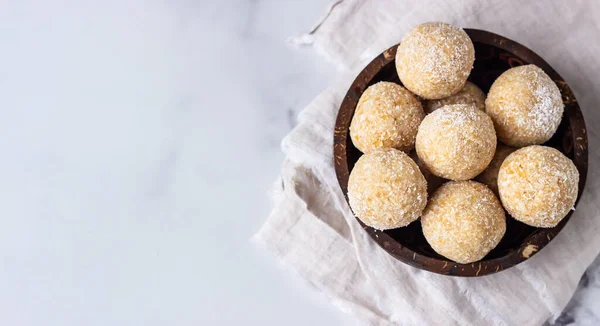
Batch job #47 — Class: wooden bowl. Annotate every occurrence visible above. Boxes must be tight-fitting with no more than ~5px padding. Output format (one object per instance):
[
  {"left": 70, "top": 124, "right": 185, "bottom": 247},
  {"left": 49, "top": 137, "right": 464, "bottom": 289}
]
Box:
[{"left": 333, "top": 29, "right": 588, "bottom": 277}]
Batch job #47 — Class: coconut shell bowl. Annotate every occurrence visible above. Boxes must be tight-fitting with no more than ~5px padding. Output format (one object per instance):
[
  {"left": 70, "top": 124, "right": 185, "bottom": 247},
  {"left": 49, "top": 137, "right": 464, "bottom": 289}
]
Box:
[{"left": 333, "top": 29, "right": 588, "bottom": 277}]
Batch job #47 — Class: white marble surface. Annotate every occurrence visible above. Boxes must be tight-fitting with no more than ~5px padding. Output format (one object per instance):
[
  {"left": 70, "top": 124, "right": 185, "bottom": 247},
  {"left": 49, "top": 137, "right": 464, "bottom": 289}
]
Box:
[
  {"left": 0, "top": 1, "right": 346, "bottom": 325},
  {"left": 0, "top": 1, "right": 599, "bottom": 325},
  {"left": 550, "top": 255, "right": 600, "bottom": 326}
]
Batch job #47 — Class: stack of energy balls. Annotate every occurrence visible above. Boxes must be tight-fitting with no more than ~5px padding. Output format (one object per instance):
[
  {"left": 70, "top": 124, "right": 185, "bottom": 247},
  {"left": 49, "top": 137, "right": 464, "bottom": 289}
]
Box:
[{"left": 347, "top": 22, "right": 579, "bottom": 264}]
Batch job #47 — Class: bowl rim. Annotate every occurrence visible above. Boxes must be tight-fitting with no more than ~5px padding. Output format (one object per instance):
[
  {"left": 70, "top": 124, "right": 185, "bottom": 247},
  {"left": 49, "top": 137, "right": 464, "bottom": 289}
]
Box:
[{"left": 333, "top": 28, "right": 589, "bottom": 277}]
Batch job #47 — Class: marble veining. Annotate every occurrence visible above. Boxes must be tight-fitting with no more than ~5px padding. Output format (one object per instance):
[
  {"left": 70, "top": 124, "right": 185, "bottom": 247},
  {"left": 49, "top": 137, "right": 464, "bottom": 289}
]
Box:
[{"left": 547, "top": 255, "right": 600, "bottom": 326}]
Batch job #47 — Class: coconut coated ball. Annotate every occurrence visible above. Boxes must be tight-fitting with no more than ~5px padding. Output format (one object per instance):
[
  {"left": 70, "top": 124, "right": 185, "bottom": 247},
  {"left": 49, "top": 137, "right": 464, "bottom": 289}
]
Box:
[
  {"left": 409, "top": 150, "right": 444, "bottom": 196},
  {"left": 498, "top": 145, "right": 579, "bottom": 228},
  {"left": 350, "top": 82, "right": 425, "bottom": 153},
  {"left": 348, "top": 148, "right": 427, "bottom": 230},
  {"left": 475, "top": 144, "right": 517, "bottom": 195},
  {"left": 395, "top": 22, "right": 475, "bottom": 100},
  {"left": 485, "top": 65, "right": 564, "bottom": 147},
  {"left": 424, "top": 81, "right": 486, "bottom": 113},
  {"left": 415, "top": 104, "right": 496, "bottom": 180},
  {"left": 421, "top": 181, "right": 506, "bottom": 264}
]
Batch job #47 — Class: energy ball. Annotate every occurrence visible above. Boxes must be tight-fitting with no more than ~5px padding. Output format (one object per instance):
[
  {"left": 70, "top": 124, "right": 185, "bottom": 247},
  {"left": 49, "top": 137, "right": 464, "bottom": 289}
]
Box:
[
  {"left": 485, "top": 65, "right": 564, "bottom": 147},
  {"left": 498, "top": 145, "right": 579, "bottom": 228},
  {"left": 424, "top": 81, "right": 486, "bottom": 113},
  {"left": 415, "top": 104, "right": 496, "bottom": 181},
  {"left": 348, "top": 148, "right": 427, "bottom": 230},
  {"left": 396, "top": 22, "right": 475, "bottom": 100},
  {"left": 422, "top": 181, "right": 506, "bottom": 264},
  {"left": 350, "top": 82, "right": 425, "bottom": 153},
  {"left": 475, "top": 144, "right": 517, "bottom": 195},
  {"left": 409, "top": 150, "right": 444, "bottom": 196}
]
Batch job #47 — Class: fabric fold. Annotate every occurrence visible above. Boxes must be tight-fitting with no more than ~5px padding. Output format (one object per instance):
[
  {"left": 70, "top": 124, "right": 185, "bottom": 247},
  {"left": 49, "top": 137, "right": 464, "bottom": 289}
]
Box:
[{"left": 255, "top": 1, "right": 600, "bottom": 324}]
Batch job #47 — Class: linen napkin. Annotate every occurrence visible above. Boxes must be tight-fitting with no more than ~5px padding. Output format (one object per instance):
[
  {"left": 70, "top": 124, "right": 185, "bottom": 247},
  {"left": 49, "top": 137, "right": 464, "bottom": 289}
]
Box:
[{"left": 254, "top": 1, "right": 600, "bottom": 325}]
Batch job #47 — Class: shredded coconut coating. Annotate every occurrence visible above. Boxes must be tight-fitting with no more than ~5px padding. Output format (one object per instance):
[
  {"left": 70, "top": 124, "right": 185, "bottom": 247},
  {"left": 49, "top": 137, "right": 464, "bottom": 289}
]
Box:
[
  {"left": 395, "top": 22, "right": 475, "bottom": 100},
  {"left": 350, "top": 82, "right": 424, "bottom": 153},
  {"left": 415, "top": 104, "right": 496, "bottom": 181},
  {"left": 424, "top": 81, "right": 486, "bottom": 113},
  {"left": 348, "top": 148, "right": 427, "bottom": 230},
  {"left": 422, "top": 181, "right": 506, "bottom": 264},
  {"left": 409, "top": 150, "right": 444, "bottom": 196},
  {"left": 498, "top": 145, "right": 579, "bottom": 228},
  {"left": 474, "top": 144, "right": 517, "bottom": 196},
  {"left": 485, "top": 65, "right": 564, "bottom": 147}
]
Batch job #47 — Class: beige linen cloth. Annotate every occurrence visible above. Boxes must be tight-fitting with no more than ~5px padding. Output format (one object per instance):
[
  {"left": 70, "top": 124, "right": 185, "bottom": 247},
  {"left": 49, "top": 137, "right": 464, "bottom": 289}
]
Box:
[{"left": 254, "top": 1, "right": 600, "bottom": 325}]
